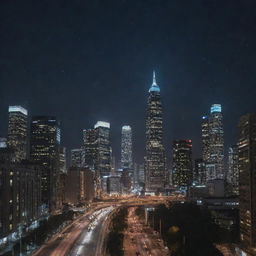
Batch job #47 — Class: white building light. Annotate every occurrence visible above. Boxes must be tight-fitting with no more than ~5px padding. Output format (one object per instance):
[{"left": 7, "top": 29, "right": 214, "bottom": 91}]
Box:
[
  {"left": 8, "top": 106, "right": 28, "bottom": 115},
  {"left": 94, "top": 121, "right": 110, "bottom": 129}
]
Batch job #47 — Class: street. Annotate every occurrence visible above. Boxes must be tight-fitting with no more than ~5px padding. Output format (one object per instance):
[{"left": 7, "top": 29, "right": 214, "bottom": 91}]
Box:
[
  {"left": 32, "top": 206, "right": 115, "bottom": 256},
  {"left": 32, "top": 197, "right": 179, "bottom": 256},
  {"left": 123, "top": 207, "right": 169, "bottom": 256},
  {"left": 69, "top": 206, "right": 114, "bottom": 256}
]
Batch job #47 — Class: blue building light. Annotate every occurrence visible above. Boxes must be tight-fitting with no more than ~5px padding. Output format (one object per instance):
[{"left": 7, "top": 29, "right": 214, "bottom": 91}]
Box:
[{"left": 211, "top": 104, "right": 222, "bottom": 113}]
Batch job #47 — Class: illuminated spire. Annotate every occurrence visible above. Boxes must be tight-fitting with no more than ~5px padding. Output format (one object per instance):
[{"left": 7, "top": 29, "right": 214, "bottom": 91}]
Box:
[
  {"left": 152, "top": 70, "right": 157, "bottom": 85},
  {"left": 149, "top": 70, "right": 160, "bottom": 93}
]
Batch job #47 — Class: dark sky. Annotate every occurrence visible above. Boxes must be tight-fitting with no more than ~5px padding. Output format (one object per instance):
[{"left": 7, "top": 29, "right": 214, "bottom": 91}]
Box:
[{"left": 1, "top": 0, "right": 256, "bottom": 165}]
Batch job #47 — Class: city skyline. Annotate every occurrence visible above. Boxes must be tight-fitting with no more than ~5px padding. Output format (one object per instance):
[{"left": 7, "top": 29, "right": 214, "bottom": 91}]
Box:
[
  {"left": 0, "top": 73, "right": 236, "bottom": 165},
  {"left": 1, "top": 1, "right": 256, "bottom": 163},
  {"left": 1, "top": 1, "right": 256, "bottom": 255}
]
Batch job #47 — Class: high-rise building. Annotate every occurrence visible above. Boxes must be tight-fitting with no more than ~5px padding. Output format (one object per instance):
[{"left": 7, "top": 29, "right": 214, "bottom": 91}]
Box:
[
  {"left": 94, "top": 121, "right": 111, "bottom": 178},
  {"left": 59, "top": 146, "right": 67, "bottom": 174},
  {"left": 83, "top": 129, "right": 97, "bottom": 170},
  {"left": 7, "top": 106, "right": 28, "bottom": 162},
  {"left": 227, "top": 145, "right": 239, "bottom": 195},
  {"left": 203, "top": 104, "right": 224, "bottom": 181},
  {"left": 71, "top": 148, "right": 85, "bottom": 168},
  {"left": 30, "top": 116, "right": 61, "bottom": 212},
  {"left": 83, "top": 122, "right": 111, "bottom": 193},
  {"left": 238, "top": 113, "right": 256, "bottom": 255},
  {"left": 111, "top": 150, "right": 116, "bottom": 175},
  {"left": 201, "top": 115, "right": 210, "bottom": 163},
  {"left": 121, "top": 125, "right": 133, "bottom": 170},
  {"left": 134, "top": 162, "right": 145, "bottom": 185},
  {"left": 172, "top": 140, "right": 193, "bottom": 188},
  {"left": 145, "top": 71, "right": 166, "bottom": 193},
  {"left": 194, "top": 158, "right": 206, "bottom": 185}
]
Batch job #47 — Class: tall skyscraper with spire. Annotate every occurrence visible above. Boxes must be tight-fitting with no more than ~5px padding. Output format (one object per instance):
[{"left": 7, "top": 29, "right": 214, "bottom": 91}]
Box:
[{"left": 145, "top": 71, "right": 166, "bottom": 193}]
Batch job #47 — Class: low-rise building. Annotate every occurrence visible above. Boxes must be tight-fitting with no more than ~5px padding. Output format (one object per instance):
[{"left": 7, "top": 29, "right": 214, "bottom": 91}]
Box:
[{"left": 65, "top": 167, "right": 94, "bottom": 205}]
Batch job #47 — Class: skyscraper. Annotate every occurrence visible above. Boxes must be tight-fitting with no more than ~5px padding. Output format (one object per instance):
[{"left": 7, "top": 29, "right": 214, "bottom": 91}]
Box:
[
  {"left": 172, "top": 140, "right": 193, "bottom": 188},
  {"left": 238, "top": 113, "right": 256, "bottom": 255},
  {"left": 145, "top": 71, "right": 166, "bottom": 193},
  {"left": 201, "top": 115, "right": 210, "bottom": 163},
  {"left": 227, "top": 145, "right": 239, "bottom": 195},
  {"left": 203, "top": 104, "right": 224, "bottom": 181},
  {"left": 83, "top": 121, "right": 111, "bottom": 194},
  {"left": 71, "top": 148, "right": 85, "bottom": 168},
  {"left": 7, "top": 106, "right": 28, "bottom": 162},
  {"left": 30, "top": 116, "right": 61, "bottom": 212},
  {"left": 121, "top": 125, "right": 133, "bottom": 170},
  {"left": 94, "top": 121, "right": 111, "bottom": 178},
  {"left": 194, "top": 158, "right": 206, "bottom": 185},
  {"left": 59, "top": 146, "right": 67, "bottom": 174},
  {"left": 83, "top": 129, "right": 97, "bottom": 170}
]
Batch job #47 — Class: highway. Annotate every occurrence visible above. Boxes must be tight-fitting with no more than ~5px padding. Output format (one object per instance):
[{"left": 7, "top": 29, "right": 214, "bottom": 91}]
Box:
[
  {"left": 69, "top": 206, "right": 114, "bottom": 256},
  {"left": 32, "top": 196, "right": 181, "bottom": 256},
  {"left": 32, "top": 205, "right": 116, "bottom": 256}
]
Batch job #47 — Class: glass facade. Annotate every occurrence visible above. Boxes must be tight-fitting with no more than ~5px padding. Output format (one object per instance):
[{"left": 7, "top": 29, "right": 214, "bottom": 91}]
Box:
[
  {"left": 145, "top": 72, "right": 166, "bottom": 192},
  {"left": 202, "top": 104, "right": 224, "bottom": 181},
  {"left": 172, "top": 140, "right": 193, "bottom": 187},
  {"left": 7, "top": 105, "right": 28, "bottom": 162},
  {"left": 30, "top": 116, "right": 61, "bottom": 212},
  {"left": 121, "top": 125, "right": 133, "bottom": 169},
  {"left": 227, "top": 145, "right": 239, "bottom": 195},
  {"left": 238, "top": 113, "right": 256, "bottom": 253}
]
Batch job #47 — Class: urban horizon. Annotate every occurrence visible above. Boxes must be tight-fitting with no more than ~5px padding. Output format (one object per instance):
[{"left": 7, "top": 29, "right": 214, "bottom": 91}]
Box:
[
  {"left": 0, "top": 71, "right": 244, "bottom": 165},
  {"left": 1, "top": 1, "right": 256, "bottom": 256}
]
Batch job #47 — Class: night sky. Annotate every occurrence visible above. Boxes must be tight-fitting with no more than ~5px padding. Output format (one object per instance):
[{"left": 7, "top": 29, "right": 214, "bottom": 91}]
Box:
[{"left": 1, "top": 0, "right": 256, "bottom": 165}]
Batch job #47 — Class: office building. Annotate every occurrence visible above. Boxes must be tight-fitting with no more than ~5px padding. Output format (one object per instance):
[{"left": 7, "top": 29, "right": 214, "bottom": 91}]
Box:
[
  {"left": 0, "top": 162, "right": 41, "bottom": 242},
  {"left": 202, "top": 104, "right": 224, "bottom": 181},
  {"left": 201, "top": 115, "right": 210, "bottom": 163},
  {"left": 59, "top": 146, "right": 67, "bottom": 174},
  {"left": 227, "top": 145, "right": 239, "bottom": 195},
  {"left": 83, "top": 122, "right": 111, "bottom": 193},
  {"left": 194, "top": 158, "right": 206, "bottom": 185},
  {"left": 71, "top": 148, "right": 85, "bottom": 168},
  {"left": 172, "top": 140, "right": 193, "bottom": 188},
  {"left": 30, "top": 116, "right": 61, "bottom": 212},
  {"left": 94, "top": 121, "right": 111, "bottom": 178},
  {"left": 238, "top": 113, "right": 256, "bottom": 255},
  {"left": 65, "top": 167, "right": 94, "bottom": 205},
  {"left": 121, "top": 125, "right": 133, "bottom": 170},
  {"left": 7, "top": 106, "right": 28, "bottom": 162},
  {"left": 83, "top": 129, "right": 97, "bottom": 170},
  {"left": 107, "top": 175, "right": 121, "bottom": 195},
  {"left": 145, "top": 71, "right": 166, "bottom": 193}
]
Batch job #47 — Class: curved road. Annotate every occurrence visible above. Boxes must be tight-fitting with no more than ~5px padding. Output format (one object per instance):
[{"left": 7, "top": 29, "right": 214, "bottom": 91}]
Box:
[
  {"left": 33, "top": 206, "right": 116, "bottom": 256},
  {"left": 69, "top": 207, "right": 114, "bottom": 256}
]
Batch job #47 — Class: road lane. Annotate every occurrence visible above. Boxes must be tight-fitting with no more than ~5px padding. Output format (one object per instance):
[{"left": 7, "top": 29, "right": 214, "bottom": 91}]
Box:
[
  {"left": 124, "top": 207, "right": 169, "bottom": 256},
  {"left": 69, "top": 206, "right": 114, "bottom": 256}
]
